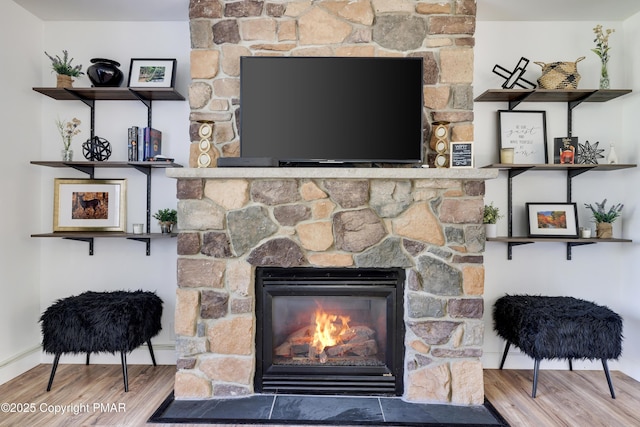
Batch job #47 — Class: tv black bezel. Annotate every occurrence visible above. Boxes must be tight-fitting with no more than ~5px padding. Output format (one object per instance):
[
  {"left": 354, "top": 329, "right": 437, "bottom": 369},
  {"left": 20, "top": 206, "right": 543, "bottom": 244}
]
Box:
[{"left": 238, "top": 56, "right": 424, "bottom": 166}]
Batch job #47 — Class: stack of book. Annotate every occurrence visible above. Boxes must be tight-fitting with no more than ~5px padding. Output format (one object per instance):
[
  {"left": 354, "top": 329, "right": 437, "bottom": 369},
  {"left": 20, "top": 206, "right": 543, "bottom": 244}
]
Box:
[{"left": 128, "top": 126, "right": 162, "bottom": 161}]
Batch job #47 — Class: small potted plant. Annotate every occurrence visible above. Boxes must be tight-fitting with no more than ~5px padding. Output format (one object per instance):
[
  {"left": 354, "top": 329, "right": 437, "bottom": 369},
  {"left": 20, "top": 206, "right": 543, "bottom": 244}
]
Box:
[
  {"left": 483, "top": 202, "right": 503, "bottom": 238},
  {"left": 153, "top": 208, "right": 177, "bottom": 233},
  {"left": 584, "top": 199, "right": 623, "bottom": 238},
  {"left": 45, "top": 50, "right": 84, "bottom": 88}
]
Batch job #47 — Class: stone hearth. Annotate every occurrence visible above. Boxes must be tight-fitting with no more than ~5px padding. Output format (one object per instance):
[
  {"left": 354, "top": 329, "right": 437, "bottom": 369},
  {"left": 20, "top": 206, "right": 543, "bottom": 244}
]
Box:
[{"left": 168, "top": 167, "right": 497, "bottom": 405}]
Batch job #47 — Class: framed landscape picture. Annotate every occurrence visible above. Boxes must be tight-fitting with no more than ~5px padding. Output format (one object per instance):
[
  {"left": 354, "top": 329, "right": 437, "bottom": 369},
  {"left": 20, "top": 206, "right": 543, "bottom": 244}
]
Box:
[
  {"left": 526, "top": 202, "right": 578, "bottom": 238},
  {"left": 128, "top": 58, "right": 176, "bottom": 88},
  {"left": 53, "top": 179, "right": 127, "bottom": 232},
  {"left": 498, "top": 110, "right": 548, "bottom": 164}
]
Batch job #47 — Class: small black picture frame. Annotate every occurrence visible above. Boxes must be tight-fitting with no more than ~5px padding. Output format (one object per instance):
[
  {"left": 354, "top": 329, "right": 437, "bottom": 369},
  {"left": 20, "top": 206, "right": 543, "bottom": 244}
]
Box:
[
  {"left": 449, "top": 142, "right": 474, "bottom": 168},
  {"left": 128, "top": 58, "right": 177, "bottom": 88},
  {"left": 553, "top": 137, "right": 578, "bottom": 164},
  {"left": 526, "top": 202, "right": 579, "bottom": 238}
]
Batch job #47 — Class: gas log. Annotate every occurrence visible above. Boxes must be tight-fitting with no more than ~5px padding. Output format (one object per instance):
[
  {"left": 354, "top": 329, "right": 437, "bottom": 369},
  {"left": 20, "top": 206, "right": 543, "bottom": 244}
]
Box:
[{"left": 275, "top": 325, "right": 378, "bottom": 361}]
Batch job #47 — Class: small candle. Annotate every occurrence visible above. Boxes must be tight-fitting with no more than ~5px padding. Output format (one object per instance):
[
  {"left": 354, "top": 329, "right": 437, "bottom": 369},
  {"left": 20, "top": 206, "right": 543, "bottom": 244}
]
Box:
[
  {"left": 133, "top": 223, "right": 144, "bottom": 234},
  {"left": 500, "top": 148, "right": 514, "bottom": 164}
]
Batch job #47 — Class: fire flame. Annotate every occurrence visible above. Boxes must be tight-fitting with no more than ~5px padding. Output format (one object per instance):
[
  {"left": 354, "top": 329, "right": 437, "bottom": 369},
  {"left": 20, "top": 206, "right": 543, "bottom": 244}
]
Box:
[{"left": 311, "top": 308, "right": 350, "bottom": 353}]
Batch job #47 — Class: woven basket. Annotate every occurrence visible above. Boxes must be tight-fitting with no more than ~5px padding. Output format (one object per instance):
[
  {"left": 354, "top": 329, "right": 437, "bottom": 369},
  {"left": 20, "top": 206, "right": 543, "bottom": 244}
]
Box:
[
  {"left": 56, "top": 74, "right": 73, "bottom": 88},
  {"left": 534, "top": 56, "right": 585, "bottom": 89}
]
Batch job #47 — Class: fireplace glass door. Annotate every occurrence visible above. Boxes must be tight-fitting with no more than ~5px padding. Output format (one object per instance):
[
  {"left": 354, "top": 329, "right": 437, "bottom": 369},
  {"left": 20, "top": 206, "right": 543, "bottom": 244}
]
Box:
[{"left": 255, "top": 267, "right": 404, "bottom": 396}]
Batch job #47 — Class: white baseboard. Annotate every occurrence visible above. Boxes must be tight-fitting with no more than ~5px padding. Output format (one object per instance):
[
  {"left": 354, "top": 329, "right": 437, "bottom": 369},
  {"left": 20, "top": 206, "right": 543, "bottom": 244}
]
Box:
[
  {"left": 0, "top": 345, "right": 42, "bottom": 385},
  {"left": 618, "top": 356, "right": 640, "bottom": 382}
]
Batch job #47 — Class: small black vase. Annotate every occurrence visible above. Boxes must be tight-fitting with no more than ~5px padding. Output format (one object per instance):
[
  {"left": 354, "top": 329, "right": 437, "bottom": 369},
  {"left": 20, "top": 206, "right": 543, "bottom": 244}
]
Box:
[{"left": 87, "top": 58, "right": 124, "bottom": 87}]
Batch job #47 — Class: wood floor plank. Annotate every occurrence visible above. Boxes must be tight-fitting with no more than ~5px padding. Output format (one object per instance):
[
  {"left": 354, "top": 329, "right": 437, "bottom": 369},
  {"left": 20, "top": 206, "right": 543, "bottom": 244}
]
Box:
[
  {"left": 1, "top": 365, "right": 639, "bottom": 426},
  {"left": 484, "top": 369, "right": 640, "bottom": 427},
  {"left": 0, "top": 364, "right": 175, "bottom": 427}
]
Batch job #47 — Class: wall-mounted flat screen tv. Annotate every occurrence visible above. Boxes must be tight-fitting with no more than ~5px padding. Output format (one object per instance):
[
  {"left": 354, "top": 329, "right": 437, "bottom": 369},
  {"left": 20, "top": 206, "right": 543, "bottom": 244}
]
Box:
[{"left": 239, "top": 56, "right": 424, "bottom": 165}]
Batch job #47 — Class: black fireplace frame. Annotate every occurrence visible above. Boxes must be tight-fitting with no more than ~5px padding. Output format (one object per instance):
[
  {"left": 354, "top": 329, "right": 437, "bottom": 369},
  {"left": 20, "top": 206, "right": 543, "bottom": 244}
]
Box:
[{"left": 255, "top": 267, "right": 405, "bottom": 396}]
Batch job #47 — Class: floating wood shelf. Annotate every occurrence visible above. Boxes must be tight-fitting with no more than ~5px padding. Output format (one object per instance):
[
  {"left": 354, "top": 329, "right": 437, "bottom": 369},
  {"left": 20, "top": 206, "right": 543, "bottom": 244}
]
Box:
[
  {"left": 31, "top": 161, "right": 182, "bottom": 255},
  {"left": 474, "top": 88, "right": 631, "bottom": 109},
  {"left": 487, "top": 237, "right": 631, "bottom": 244},
  {"left": 475, "top": 87, "right": 634, "bottom": 260},
  {"left": 32, "top": 86, "right": 185, "bottom": 140},
  {"left": 32, "top": 87, "right": 185, "bottom": 101}
]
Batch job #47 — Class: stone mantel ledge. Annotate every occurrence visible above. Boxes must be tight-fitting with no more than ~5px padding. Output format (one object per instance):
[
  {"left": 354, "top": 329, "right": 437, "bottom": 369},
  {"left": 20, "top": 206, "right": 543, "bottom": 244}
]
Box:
[{"left": 166, "top": 167, "right": 498, "bottom": 180}]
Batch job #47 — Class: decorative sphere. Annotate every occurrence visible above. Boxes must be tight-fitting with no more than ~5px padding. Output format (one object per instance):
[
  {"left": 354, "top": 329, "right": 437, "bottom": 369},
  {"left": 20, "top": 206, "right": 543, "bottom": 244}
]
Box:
[{"left": 82, "top": 136, "right": 112, "bottom": 161}]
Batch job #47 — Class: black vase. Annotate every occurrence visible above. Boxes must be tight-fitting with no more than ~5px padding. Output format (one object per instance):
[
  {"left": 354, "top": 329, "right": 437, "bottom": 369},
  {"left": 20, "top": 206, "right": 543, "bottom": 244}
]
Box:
[{"left": 87, "top": 58, "right": 124, "bottom": 87}]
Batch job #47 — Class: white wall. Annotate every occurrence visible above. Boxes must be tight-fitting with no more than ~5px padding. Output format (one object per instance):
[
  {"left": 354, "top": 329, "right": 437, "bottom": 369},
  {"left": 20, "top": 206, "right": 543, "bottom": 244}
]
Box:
[
  {"left": 0, "top": 1, "right": 44, "bottom": 384},
  {"left": 3, "top": 4, "right": 639, "bottom": 386},
  {"left": 1, "top": 3, "right": 190, "bottom": 383},
  {"left": 476, "top": 20, "right": 639, "bottom": 380},
  {"left": 619, "top": 11, "right": 640, "bottom": 381},
  {"left": 36, "top": 21, "right": 190, "bottom": 366}
]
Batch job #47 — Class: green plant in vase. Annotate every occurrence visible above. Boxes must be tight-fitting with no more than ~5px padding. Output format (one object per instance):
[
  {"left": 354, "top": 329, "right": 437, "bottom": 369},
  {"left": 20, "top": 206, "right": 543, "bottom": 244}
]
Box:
[
  {"left": 45, "top": 50, "right": 84, "bottom": 88},
  {"left": 483, "top": 202, "right": 503, "bottom": 238},
  {"left": 591, "top": 25, "right": 614, "bottom": 89},
  {"left": 584, "top": 199, "right": 622, "bottom": 238},
  {"left": 153, "top": 208, "right": 178, "bottom": 233}
]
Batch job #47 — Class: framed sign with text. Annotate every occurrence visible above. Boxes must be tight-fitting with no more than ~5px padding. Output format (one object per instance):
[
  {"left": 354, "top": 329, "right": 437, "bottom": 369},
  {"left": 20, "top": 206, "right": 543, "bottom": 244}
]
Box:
[
  {"left": 498, "top": 110, "right": 548, "bottom": 164},
  {"left": 449, "top": 142, "right": 474, "bottom": 168}
]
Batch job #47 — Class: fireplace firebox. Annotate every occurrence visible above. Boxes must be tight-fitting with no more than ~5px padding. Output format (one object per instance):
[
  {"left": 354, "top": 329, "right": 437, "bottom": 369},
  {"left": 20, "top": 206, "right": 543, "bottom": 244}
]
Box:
[{"left": 255, "top": 267, "right": 405, "bottom": 396}]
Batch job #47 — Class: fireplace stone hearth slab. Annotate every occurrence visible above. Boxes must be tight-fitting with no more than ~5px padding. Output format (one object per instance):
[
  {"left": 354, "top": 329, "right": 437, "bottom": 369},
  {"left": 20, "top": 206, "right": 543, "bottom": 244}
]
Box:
[{"left": 149, "top": 392, "right": 509, "bottom": 426}]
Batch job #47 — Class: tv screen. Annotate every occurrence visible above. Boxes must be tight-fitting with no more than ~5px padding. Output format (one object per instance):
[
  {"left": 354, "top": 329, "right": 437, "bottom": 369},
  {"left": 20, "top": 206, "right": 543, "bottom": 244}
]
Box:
[{"left": 239, "top": 56, "right": 423, "bottom": 165}]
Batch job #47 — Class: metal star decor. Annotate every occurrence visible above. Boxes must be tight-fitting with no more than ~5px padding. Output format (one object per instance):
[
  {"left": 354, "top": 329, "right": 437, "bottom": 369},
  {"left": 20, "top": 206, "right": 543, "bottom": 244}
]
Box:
[{"left": 577, "top": 140, "right": 605, "bottom": 164}]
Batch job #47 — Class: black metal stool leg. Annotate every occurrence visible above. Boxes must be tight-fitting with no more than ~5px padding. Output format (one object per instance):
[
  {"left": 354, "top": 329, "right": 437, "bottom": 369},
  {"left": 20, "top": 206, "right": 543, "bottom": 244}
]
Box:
[
  {"left": 86, "top": 353, "right": 90, "bottom": 365},
  {"left": 147, "top": 339, "right": 157, "bottom": 366},
  {"left": 532, "top": 359, "right": 541, "bottom": 398},
  {"left": 602, "top": 359, "right": 616, "bottom": 399},
  {"left": 499, "top": 341, "right": 511, "bottom": 369},
  {"left": 46, "top": 354, "right": 61, "bottom": 392},
  {"left": 121, "top": 351, "right": 129, "bottom": 392},
  {"left": 568, "top": 359, "right": 573, "bottom": 371}
]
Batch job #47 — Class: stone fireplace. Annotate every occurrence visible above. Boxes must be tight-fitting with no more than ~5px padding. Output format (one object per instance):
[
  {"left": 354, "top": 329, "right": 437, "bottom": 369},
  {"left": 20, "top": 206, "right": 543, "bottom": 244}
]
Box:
[
  {"left": 168, "top": 167, "right": 497, "bottom": 405},
  {"left": 180, "top": 0, "right": 486, "bottom": 406}
]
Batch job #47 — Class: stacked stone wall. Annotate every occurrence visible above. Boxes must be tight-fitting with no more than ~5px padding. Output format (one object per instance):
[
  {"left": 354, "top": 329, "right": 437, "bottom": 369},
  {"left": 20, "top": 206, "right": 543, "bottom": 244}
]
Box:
[
  {"left": 174, "top": 176, "right": 486, "bottom": 404},
  {"left": 188, "top": 0, "right": 476, "bottom": 167},
  {"left": 184, "top": 0, "right": 481, "bottom": 405}
]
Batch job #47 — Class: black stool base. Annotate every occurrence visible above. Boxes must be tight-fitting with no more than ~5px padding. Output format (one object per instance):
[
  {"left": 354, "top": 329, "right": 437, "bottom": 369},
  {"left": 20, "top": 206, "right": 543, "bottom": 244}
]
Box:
[
  {"left": 45, "top": 341, "right": 157, "bottom": 393},
  {"left": 500, "top": 341, "right": 616, "bottom": 399}
]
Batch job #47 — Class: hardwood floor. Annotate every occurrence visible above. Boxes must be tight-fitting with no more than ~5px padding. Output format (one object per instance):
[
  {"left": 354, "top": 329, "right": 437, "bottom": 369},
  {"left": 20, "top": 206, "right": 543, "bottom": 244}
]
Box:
[
  {"left": 0, "top": 364, "right": 175, "bottom": 427},
  {"left": 1, "top": 364, "right": 639, "bottom": 426},
  {"left": 484, "top": 369, "right": 640, "bottom": 427}
]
